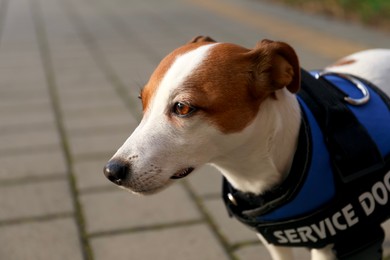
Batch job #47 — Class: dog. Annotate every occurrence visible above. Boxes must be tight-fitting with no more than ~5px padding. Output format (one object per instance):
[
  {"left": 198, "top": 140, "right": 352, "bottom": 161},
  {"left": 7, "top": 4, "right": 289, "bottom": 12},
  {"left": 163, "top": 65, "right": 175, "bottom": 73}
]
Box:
[{"left": 104, "top": 36, "right": 390, "bottom": 260}]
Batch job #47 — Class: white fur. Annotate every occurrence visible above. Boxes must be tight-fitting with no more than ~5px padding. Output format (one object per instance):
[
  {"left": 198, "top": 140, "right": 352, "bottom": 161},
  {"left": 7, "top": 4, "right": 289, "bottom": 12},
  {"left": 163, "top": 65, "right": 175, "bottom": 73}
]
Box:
[
  {"left": 110, "top": 47, "right": 390, "bottom": 259},
  {"left": 326, "top": 49, "right": 390, "bottom": 95}
]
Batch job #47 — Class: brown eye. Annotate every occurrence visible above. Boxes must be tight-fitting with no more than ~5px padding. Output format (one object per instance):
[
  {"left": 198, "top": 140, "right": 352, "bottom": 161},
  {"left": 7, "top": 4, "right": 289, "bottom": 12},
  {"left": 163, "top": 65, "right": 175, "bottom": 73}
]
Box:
[{"left": 173, "top": 102, "right": 196, "bottom": 117}]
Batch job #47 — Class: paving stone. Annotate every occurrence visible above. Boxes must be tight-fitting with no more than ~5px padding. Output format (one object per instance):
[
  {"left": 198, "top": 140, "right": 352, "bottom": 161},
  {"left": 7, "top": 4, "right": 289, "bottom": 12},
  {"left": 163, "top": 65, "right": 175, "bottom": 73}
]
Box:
[
  {"left": 59, "top": 88, "right": 120, "bottom": 105},
  {"left": 0, "top": 120, "right": 54, "bottom": 136},
  {"left": 0, "top": 149, "right": 67, "bottom": 180},
  {"left": 67, "top": 130, "right": 132, "bottom": 157},
  {"left": 53, "top": 52, "right": 104, "bottom": 69},
  {"left": 0, "top": 0, "right": 37, "bottom": 47},
  {"left": 0, "top": 92, "right": 50, "bottom": 107},
  {"left": 0, "top": 126, "right": 60, "bottom": 152},
  {"left": 0, "top": 52, "right": 43, "bottom": 70},
  {"left": 81, "top": 185, "right": 201, "bottom": 234},
  {"left": 64, "top": 109, "right": 136, "bottom": 133},
  {"left": 235, "top": 244, "right": 269, "bottom": 260},
  {"left": 0, "top": 100, "right": 50, "bottom": 123},
  {"left": 61, "top": 102, "right": 136, "bottom": 123},
  {"left": 188, "top": 165, "right": 223, "bottom": 197},
  {"left": 0, "top": 109, "right": 55, "bottom": 130},
  {"left": 54, "top": 57, "right": 104, "bottom": 74},
  {"left": 235, "top": 244, "right": 310, "bottom": 260},
  {"left": 61, "top": 96, "right": 123, "bottom": 113},
  {"left": 0, "top": 59, "right": 46, "bottom": 85},
  {"left": 74, "top": 158, "right": 114, "bottom": 190},
  {"left": 0, "top": 94, "right": 50, "bottom": 112},
  {"left": 91, "top": 224, "right": 229, "bottom": 260},
  {"left": 203, "top": 197, "right": 258, "bottom": 245},
  {"left": 55, "top": 69, "right": 110, "bottom": 90},
  {"left": 0, "top": 69, "right": 46, "bottom": 87},
  {"left": 94, "top": 51, "right": 156, "bottom": 84},
  {"left": 0, "top": 180, "right": 73, "bottom": 221},
  {"left": 0, "top": 218, "right": 83, "bottom": 260}
]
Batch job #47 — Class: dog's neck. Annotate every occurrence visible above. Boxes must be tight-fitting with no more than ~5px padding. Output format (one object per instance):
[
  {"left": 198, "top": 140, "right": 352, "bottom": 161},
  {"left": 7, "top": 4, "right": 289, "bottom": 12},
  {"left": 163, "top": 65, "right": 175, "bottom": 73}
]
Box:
[{"left": 211, "top": 89, "right": 301, "bottom": 195}]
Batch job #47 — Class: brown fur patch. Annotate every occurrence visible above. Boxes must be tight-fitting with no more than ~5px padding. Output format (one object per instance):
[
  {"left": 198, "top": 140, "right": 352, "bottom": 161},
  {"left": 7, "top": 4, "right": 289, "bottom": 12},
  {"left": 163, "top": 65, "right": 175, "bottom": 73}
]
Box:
[
  {"left": 331, "top": 58, "right": 356, "bottom": 67},
  {"left": 181, "top": 43, "right": 265, "bottom": 133},
  {"left": 141, "top": 41, "right": 214, "bottom": 112}
]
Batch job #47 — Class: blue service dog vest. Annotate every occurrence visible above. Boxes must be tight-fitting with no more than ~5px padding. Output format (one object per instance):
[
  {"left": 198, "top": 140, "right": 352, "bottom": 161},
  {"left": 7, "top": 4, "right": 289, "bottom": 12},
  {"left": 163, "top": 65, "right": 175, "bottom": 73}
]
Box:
[{"left": 223, "top": 69, "right": 390, "bottom": 249}]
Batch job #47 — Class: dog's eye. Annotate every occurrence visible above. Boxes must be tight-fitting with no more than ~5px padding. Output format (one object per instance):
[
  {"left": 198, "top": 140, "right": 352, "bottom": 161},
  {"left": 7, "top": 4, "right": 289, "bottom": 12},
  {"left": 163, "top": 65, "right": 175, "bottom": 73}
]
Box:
[{"left": 173, "top": 102, "right": 196, "bottom": 117}]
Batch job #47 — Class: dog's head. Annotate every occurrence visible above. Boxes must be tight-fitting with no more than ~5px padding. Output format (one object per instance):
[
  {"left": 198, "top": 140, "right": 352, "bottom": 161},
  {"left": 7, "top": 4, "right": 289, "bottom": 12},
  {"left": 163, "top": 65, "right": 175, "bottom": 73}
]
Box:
[{"left": 103, "top": 36, "right": 300, "bottom": 194}]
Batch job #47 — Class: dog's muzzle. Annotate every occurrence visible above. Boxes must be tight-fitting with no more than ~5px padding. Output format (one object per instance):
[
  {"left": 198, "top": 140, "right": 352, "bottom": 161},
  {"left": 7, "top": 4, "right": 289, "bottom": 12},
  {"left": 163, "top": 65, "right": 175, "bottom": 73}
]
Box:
[{"left": 103, "top": 159, "right": 130, "bottom": 186}]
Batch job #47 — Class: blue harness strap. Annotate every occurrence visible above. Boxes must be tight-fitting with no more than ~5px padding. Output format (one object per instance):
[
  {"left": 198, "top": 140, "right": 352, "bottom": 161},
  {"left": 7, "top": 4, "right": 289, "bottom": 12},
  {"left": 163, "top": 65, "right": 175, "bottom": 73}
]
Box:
[
  {"left": 222, "top": 70, "right": 390, "bottom": 250},
  {"left": 300, "top": 70, "right": 388, "bottom": 182},
  {"left": 326, "top": 73, "right": 390, "bottom": 157}
]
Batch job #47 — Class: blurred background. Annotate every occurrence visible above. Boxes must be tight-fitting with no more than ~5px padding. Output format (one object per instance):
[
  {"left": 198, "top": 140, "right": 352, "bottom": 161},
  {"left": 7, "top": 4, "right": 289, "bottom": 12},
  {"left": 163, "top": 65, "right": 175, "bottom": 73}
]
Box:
[
  {"left": 262, "top": 0, "right": 390, "bottom": 30},
  {"left": 0, "top": 0, "right": 389, "bottom": 259}
]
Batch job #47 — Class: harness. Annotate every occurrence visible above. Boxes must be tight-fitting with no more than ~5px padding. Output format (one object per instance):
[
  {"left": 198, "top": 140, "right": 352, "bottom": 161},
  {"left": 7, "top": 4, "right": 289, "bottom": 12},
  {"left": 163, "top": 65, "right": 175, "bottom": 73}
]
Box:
[{"left": 223, "top": 69, "right": 390, "bottom": 257}]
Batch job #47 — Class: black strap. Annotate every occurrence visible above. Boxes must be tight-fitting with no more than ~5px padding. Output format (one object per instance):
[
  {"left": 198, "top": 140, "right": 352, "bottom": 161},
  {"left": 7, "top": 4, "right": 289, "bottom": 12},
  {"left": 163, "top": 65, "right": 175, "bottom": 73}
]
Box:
[
  {"left": 333, "top": 225, "right": 384, "bottom": 260},
  {"left": 299, "top": 70, "right": 384, "bottom": 183}
]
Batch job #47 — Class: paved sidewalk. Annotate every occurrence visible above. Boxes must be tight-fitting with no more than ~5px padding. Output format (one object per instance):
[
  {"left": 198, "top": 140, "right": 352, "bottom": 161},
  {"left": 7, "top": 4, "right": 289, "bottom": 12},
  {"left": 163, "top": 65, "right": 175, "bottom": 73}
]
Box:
[{"left": 0, "top": 0, "right": 389, "bottom": 259}]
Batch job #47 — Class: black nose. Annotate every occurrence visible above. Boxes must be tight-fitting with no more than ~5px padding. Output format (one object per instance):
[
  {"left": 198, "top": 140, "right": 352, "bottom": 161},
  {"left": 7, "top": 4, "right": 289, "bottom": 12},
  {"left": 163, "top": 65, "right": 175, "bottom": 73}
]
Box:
[{"left": 103, "top": 159, "right": 130, "bottom": 185}]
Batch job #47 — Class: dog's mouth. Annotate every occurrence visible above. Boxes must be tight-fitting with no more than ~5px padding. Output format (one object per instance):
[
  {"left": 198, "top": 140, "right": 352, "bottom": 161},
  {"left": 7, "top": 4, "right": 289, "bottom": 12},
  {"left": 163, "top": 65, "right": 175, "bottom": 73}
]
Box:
[{"left": 170, "top": 167, "right": 195, "bottom": 179}]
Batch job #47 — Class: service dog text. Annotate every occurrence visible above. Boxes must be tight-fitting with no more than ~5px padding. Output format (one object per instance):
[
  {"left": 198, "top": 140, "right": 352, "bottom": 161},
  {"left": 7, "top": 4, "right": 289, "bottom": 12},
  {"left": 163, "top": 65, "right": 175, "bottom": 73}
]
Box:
[{"left": 273, "top": 170, "right": 390, "bottom": 244}]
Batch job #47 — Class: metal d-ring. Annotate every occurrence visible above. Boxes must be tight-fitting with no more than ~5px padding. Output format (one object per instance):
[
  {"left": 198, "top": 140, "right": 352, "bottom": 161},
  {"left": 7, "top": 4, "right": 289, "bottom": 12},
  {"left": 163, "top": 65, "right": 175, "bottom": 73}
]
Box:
[
  {"left": 315, "top": 71, "right": 370, "bottom": 106},
  {"left": 227, "top": 193, "right": 238, "bottom": 206}
]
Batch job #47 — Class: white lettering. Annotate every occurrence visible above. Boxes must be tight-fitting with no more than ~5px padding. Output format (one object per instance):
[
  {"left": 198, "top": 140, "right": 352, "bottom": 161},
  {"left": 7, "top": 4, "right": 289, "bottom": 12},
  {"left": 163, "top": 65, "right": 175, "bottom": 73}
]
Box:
[
  {"left": 359, "top": 192, "right": 375, "bottom": 216},
  {"left": 272, "top": 204, "right": 359, "bottom": 244},
  {"left": 324, "top": 218, "right": 336, "bottom": 236},
  {"left": 273, "top": 230, "right": 288, "bottom": 243},
  {"left": 311, "top": 221, "right": 327, "bottom": 239},
  {"left": 342, "top": 203, "right": 359, "bottom": 227},
  {"left": 372, "top": 182, "right": 388, "bottom": 205},
  {"left": 297, "top": 226, "right": 317, "bottom": 242},
  {"left": 285, "top": 229, "right": 301, "bottom": 243},
  {"left": 384, "top": 171, "right": 390, "bottom": 191},
  {"left": 332, "top": 212, "right": 347, "bottom": 230}
]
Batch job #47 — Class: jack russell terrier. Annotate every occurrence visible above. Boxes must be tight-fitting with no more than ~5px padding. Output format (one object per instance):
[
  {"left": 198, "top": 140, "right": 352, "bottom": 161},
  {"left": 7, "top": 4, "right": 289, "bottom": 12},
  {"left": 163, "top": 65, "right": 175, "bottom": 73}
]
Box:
[{"left": 104, "top": 36, "right": 390, "bottom": 260}]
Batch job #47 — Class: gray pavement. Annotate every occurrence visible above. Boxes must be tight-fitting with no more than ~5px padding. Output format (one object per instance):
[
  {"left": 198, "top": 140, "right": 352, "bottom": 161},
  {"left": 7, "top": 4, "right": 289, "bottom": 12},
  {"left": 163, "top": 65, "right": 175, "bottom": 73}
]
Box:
[{"left": 0, "top": 0, "right": 390, "bottom": 259}]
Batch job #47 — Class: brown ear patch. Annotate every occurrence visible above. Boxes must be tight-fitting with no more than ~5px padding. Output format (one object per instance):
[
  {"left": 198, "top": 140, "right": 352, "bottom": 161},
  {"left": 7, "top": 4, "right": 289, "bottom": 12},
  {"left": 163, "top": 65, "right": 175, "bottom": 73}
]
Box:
[
  {"left": 271, "top": 55, "right": 295, "bottom": 91},
  {"left": 330, "top": 58, "right": 356, "bottom": 67},
  {"left": 189, "top": 35, "right": 216, "bottom": 44},
  {"left": 142, "top": 41, "right": 216, "bottom": 112},
  {"left": 252, "top": 40, "right": 300, "bottom": 95}
]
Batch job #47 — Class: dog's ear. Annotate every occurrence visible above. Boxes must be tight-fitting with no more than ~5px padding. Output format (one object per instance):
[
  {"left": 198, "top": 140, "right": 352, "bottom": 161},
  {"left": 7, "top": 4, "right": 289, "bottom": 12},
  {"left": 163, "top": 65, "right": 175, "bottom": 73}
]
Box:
[
  {"left": 249, "top": 39, "right": 300, "bottom": 97},
  {"left": 188, "top": 36, "right": 216, "bottom": 44}
]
